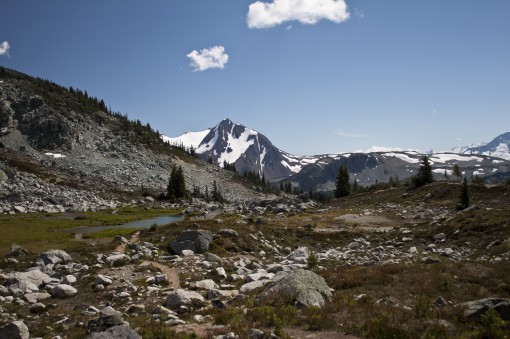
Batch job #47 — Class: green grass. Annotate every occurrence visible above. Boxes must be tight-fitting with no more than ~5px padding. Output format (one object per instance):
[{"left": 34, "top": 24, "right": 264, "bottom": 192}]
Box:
[{"left": 0, "top": 207, "right": 182, "bottom": 253}]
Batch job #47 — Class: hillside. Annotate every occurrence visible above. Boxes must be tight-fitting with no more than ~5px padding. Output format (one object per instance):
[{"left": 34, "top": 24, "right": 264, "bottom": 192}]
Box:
[{"left": 0, "top": 67, "right": 261, "bottom": 213}]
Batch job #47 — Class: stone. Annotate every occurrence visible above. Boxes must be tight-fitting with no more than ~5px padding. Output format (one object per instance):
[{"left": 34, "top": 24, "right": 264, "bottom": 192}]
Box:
[
  {"left": 433, "top": 233, "right": 446, "bottom": 241},
  {"left": 63, "top": 275, "right": 77, "bottom": 285},
  {"left": 257, "top": 269, "right": 332, "bottom": 308},
  {"left": 219, "top": 229, "right": 238, "bottom": 237},
  {"left": 4, "top": 269, "right": 52, "bottom": 288},
  {"left": 192, "top": 279, "right": 218, "bottom": 290},
  {"left": 287, "top": 247, "right": 310, "bottom": 261},
  {"left": 409, "top": 246, "right": 418, "bottom": 254},
  {"left": 85, "top": 324, "right": 141, "bottom": 339},
  {"left": 205, "top": 252, "right": 223, "bottom": 263},
  {"left": 95, "top": 274, "right": 113, "bottom": 286},
  {"left": 459, "top": 298, "right": 510, "bottom": 322},
  {"left": 0, "top": 321, "right": 29, "bottom": 339},
  {"left": 347, "top": 241, "right": 361, "bottom": 249},
  {"left": 13, "top": 206, "right": 26, "bottom": 214},
  {"left": 163, "top": 289, "right": 206, "bottom": 309},
  {"left": 24, "top": 292, "right": 51, "bottom": 303},
  {"left": 208, "top": 289, "right": 239, "bottom": 300},
  {"left": 240, "top": 280, "right": 268, "bottom": 293},
  {"left": 39, "top": 249, "right": 72, "bottom": 265},
  {"left": 169, "top": 230, "right": 213, "bottom": 255},
  {"left": 248, "top": 328, "right": 264, "bottom": 339},
  {"left": 51, "top": 284, "right": 78, "bottom": 299},
  {"left": 216, "top": 267, "right": 227, "bottom": 279},
  {"left": 181, "top": 250, "right": 195, "bottom": 256},
  {"left": 7, "top": 243, "right": 30, "bottom": 257},
  {"left": 105, "top": 254, "right": 129, "bottom": 266},
  {"left": 29, "top": 302, "right": 46, "bottom": 314}
]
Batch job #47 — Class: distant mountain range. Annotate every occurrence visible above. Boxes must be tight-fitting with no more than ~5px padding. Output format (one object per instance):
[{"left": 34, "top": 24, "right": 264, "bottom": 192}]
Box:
[
  {"left": 164, "top": 119, "right": 510, "bottom": 190},
  {"left": 452, "top": 132, "right": 510, "bottom": 161}
]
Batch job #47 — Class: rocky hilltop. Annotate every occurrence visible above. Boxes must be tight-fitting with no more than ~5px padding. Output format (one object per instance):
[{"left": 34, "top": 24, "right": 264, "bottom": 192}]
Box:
[{"left": 0, "top": 68, "right": 261, "bottom": 214}]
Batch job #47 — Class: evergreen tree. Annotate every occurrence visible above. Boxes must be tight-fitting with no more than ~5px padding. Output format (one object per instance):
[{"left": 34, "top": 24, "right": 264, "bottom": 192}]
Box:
[
  {"left": 167, "top": 165, "right": 186, "bottom": 200},
  {"left": 335, "top": 165, "right": 350, "bottom": 198},
  {"left": 205, "top": 185, "right": 209, "bottom": 202},
  {"left": 452, "top": 164, "right": 462, "bottom": 182},
  {"left": 412, "top": 155, "right": 433, "bottom": 188},
  {"left": 457, "top": 177, "right": 470, "bottom": 211}
]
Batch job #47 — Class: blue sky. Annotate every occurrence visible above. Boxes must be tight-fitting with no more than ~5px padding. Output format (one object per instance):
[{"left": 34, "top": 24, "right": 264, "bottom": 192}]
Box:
[{"left": 1, "top": 0, "right": 509, "bottom": 155}]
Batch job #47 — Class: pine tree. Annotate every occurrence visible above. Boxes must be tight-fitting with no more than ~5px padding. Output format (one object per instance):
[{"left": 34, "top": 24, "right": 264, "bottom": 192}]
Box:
[
  {"left": 205, "top": 185, "right": 209, "bottom": 202},
  {"left": 335, "top": 165, "right": 350, "bottom": 198},
  {"left": 412, "top": 155, "right": 433, "bottom": 188},
  {"left": 452, "top": 164, "right": 462, "bottom": 182},
  {"left": 166, "top": 170, "right": 176, "bottom": 201},
  {"left": 457, "top": 177, "right": 470, "bottom": 211},
  {"left": 352, "top": 177, "right": 359, "bottom": 193}
]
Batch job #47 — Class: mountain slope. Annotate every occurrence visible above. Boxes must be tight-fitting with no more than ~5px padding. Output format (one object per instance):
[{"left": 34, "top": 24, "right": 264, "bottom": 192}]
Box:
[
  {"left": 454, "top": 132, "right": 510, "bottom": 161},
  {"left": 166, "top": 118, "right": 325, "bottom": 180},
  {"left": 0, "top": 67, "right": 260, "bottom": 203}
]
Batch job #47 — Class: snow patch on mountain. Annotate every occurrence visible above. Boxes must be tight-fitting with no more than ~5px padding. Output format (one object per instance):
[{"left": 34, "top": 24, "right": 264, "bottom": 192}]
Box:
[
  {"left": 216, "top": 128, "right": 257, "bottom": 165},
  {"left": 162, "top": 129, "right": 211, "bottom": 148}
]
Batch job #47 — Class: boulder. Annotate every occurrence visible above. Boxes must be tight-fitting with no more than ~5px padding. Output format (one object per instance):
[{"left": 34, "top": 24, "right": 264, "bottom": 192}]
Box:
[
  {"left": 24, "top": 292, "right": 51, "bottom": 303},
  {"left": 287, "top": 247, "right": 310, "bottom": 261},
  {"left": 105, "top": 254, "right": 130, "bottom": 266},
  {"left": 0, "top": 321, "right": 29, "bottom": 339},
  {"left": 7, "top": 243, "right": 30, "bottom": 257},
  {"left": 191, "top": 279, "right": 218, "bottom": 290},
  {"left": 51, "top": 284, "right": 78, "bottom": 299},
  {"left": 459, "top": 298, "right": 510, "bottom": 322},
  {"left": 169, "top": 230, "right": 213, "bottom": 255},
  {"left": 86, "top": 314, "right": 141, "bottom": 339},
  {"left": 39, "top": 249, "right": 72, "bottom": 265},
  {"left": 257, "top": 269, "right": 332, "bottom": 308},
  {"left": 219, "top": 229, "right": 238, "bottom": 237},
  {"left": 4, "top": 269, "right": 52, "bottom": 287},
  {"left": 95, "top": 274, "right": 113, "bottom": 286},
  {"left": 163, "top": 289, "right": 206, "bottom": 309}
]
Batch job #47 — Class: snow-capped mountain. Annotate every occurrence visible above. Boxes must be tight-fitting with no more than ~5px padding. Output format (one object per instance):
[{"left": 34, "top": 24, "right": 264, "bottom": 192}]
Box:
[
  {"left": 453, "top": 132, "right": 510, "bottom": 161},
  {"left": 165, "top": 120, "right": 510, "bottom": 190},
  {"left": 290, "top": 151, "right": 510, "bottom": 192},
  {"left": 165, "top": 118, "right": 325, "bottom": 180}
]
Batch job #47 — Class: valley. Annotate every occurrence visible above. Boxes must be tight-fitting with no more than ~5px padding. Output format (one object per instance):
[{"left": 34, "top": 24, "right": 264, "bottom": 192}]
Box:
[{"left": 0, "top": 67, "right": 509, "bottom": 338}]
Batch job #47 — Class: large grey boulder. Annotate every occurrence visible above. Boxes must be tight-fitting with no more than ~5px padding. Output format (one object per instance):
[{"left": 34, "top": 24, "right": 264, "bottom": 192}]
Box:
[
  {"left": 459, "top": 298, "right": 510, "bottom": 322},
  {"left": 51, "top": 284, "right": 78, "bottom": 299},
  {"left": 4, "top": 269, "right": 52, "bottom": 288},
  {"left": 0, "top": 321, "right": 29, "bottom": 339},
  {"left": 85, "top": 325, "right": 141, "bottom": 339},
  {"left": 163, "top": 289, "right": 206, "bottom": 308},
  {"left": 257, "top": 269, "right": 332, "bottom": 308},
  {"left": 169, "top": 230, "right": 213, "bottom": 255},
  {"left": 39, "top": 249, "right": 72, "bottom": 265}
]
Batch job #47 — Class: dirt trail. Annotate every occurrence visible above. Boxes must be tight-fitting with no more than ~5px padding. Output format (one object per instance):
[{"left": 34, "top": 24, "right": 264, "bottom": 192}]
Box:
[{"left": 140, "top": 260, "right": 181, "bottom": 288}]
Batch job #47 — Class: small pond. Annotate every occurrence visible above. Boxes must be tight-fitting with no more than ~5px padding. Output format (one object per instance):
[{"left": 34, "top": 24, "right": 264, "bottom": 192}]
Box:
[{"left": 67, "top": 214, "right": 184, "bottom": 238}]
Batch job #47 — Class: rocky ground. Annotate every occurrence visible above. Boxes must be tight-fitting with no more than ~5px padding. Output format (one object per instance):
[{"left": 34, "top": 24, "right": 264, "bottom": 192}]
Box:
[{"left": 1, "top": 183, "right": 509, "bottom": 338}]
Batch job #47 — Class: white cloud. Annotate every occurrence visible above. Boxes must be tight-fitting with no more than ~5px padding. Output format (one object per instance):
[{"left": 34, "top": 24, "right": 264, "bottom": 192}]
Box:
[
  {"left": 187, "top": 45, "right": 229, "bottom": 72},
  {"left": 0, "top": 41, "right": 10, "bottom": 57},
  {"left": 336, "top": 130, "right": 369, "bottom": 138},
  {"left": 247, "top": 0, "right": 350, "bottom": 29}
]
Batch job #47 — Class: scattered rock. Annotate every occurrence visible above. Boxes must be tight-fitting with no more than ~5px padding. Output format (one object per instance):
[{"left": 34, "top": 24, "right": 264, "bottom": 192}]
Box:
[{"left": 0, "top": 321, "right": 29, "bottom": 339}]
